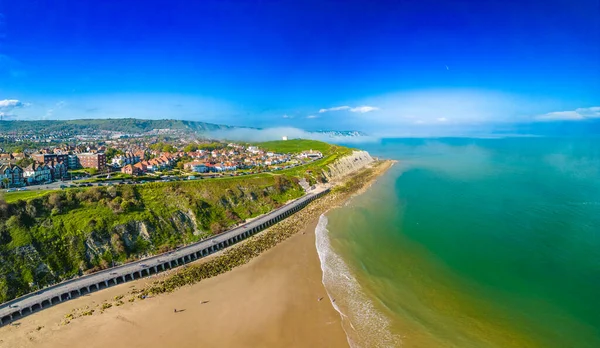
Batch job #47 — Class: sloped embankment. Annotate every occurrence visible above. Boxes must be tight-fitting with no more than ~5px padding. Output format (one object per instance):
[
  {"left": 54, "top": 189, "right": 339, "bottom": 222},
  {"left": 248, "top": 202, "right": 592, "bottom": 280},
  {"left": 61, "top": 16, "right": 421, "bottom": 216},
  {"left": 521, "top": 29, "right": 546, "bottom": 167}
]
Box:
[{"left": 0, "top": 176, "right": 302, "bottom": 303}]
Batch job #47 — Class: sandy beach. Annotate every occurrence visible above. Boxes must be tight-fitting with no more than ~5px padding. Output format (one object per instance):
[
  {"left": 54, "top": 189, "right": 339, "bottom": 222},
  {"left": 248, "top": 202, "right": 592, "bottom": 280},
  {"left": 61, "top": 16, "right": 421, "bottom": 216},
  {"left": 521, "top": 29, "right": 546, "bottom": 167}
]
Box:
[
  {"left": 0, "top": 218, "right": 348, "bottom": 348},
  {"left": 0, "top": 161, "right": 393, "bottom": 348}
]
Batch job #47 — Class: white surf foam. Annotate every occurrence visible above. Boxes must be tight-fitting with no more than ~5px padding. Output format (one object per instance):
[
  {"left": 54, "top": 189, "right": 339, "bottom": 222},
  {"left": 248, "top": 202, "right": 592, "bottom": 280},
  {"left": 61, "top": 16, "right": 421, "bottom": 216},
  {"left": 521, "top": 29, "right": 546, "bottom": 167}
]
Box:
[{"left": 315, "top": 214, "right": 401, "bottom": 348}]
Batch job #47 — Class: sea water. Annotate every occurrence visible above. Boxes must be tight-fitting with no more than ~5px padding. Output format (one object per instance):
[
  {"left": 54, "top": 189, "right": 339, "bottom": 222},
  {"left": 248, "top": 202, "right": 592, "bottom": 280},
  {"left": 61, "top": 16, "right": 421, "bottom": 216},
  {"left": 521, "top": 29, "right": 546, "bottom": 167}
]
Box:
[{"left": 317, "top": 137, "right": 600, "bottom": 347}]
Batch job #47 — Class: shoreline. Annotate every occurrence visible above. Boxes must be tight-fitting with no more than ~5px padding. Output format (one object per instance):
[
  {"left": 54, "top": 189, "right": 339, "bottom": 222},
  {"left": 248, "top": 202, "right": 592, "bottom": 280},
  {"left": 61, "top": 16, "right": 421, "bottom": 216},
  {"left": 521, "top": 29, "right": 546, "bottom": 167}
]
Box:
[{"left": 0, "top": 160, "right": 395, "bottom": 348}]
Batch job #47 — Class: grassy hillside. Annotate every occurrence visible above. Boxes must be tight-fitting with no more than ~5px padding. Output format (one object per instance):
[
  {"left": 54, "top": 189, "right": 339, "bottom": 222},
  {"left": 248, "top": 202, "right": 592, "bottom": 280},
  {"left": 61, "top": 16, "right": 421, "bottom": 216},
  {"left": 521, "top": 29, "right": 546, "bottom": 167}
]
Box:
[
  {"left": 0, "top": 139, "right": 357, "bottom": 303},
  {"left": 255, "top": 139, "right": 352, "bottom": 156},
  {"left": 0, "top": 175, "right": 302, "bottom": 303},
  {"left": 255, "top": 139, "right": 354, "bottom": 184}
]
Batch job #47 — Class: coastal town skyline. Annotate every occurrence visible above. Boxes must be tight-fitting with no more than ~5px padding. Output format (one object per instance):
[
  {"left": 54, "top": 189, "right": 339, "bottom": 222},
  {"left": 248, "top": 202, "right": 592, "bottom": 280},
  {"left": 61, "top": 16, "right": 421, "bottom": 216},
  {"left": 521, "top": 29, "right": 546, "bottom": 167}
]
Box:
[{"left": 1, "top": 0, "right": 599, "bottom": 136}]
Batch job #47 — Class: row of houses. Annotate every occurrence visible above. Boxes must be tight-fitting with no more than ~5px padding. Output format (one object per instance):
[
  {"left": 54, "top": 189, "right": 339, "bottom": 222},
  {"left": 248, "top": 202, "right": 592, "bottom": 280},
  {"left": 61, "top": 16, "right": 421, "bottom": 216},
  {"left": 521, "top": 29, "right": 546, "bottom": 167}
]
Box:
[
  {"left": 183, "top": 161, "right": 238, "bottom": 173},
  {"left": 23, "top": 162, "right": 68, "bottom": 184},
  {"left": 0, "top": 164, "right": 24, "bottom": 188},
  {"left": 0, "top": 161, "right": 68, "bottom": 188},
  {"left": 110, "top": 153, "right": 141, "bottom": 167},
  {"left": 121, "top": 154, "right": 178, "bottom": 175}
]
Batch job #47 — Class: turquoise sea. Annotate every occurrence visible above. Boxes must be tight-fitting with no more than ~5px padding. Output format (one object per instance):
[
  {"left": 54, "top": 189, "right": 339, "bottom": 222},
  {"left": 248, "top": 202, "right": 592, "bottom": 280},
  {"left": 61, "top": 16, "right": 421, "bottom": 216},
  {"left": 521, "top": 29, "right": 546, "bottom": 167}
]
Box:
[{"left": 317, "top": 137, "right": 600, "bottom": 348}]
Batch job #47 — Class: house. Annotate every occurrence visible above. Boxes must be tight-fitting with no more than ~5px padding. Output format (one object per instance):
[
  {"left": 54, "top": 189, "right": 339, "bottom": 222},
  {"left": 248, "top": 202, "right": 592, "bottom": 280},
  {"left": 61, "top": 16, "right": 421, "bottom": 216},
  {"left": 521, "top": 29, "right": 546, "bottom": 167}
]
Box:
[
  {"left": 51, "top": 162, "right": 68, "bottom": 180},
  {"left": 0, "top": 164, "right": 24, "bottom": 187},
  {"left": 121, "top": 164, "right": 141, "bottom": 175},
  {"left": 212, "top": 164, "right": 224, "bottom": 172},
  {"left": 299, "top": 150, "right": 323, "bottom": 160},
  {"left": 133, "top": 162, "right": 147, "bottom": 173},
  {"left": 111, "top": 153, "right": 139, "bottom": 167},
  {"left": 24, "top": 162, "right": 52, "bottom": 184},
  {"left": 223, "top": 162, "right": 237, "bottom": 171},
  {"left": 77, "top": 153, "right": 107, "bottom": 170},
  {"left": 32, "top": 153, "right": 69, "bottom": 166},
  {"left": 12, "top": 153, "right": 25, "bottom": 161},
  {"left": 68, "top": 154, "right": 80, "bottom": 169},
  {"left": 184, "top": 161, "right": 208, "bottom": 173},
  {"left": 0, "top": 154, "right": 13, "bottom": 163},
  {"left": 247, "top": 146, "right": 260, "bottom": 154}
]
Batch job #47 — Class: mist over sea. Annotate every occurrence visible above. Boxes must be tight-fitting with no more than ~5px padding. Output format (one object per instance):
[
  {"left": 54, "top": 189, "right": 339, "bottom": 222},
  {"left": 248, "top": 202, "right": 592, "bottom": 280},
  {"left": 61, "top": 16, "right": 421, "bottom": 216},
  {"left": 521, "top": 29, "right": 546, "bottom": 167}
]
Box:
[{"left": 318, "top": 137, "right": 600, "bottom": 347}]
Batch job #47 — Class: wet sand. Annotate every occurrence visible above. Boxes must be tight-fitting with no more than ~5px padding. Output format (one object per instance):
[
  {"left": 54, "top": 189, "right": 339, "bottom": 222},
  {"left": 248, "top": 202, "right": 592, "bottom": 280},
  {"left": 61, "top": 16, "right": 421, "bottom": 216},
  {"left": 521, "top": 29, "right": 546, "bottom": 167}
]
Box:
[{"left": 0, "top": 218, "right": 347, "bottom": 348}]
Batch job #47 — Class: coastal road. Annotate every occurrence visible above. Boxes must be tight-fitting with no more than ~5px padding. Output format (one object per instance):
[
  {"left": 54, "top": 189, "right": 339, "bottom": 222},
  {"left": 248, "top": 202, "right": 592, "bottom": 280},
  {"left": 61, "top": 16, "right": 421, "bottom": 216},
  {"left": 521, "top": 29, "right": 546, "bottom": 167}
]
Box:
[{"left": 0, "top": 185, "right": 330, "bottom": 325}]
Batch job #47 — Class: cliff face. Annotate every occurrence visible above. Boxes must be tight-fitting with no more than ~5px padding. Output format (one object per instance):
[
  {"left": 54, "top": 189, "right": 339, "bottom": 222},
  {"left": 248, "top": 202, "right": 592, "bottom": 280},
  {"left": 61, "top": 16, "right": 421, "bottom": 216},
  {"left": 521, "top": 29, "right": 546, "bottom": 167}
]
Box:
[{"left": 325, "top": 150, "right": 374, "bottom": 180}]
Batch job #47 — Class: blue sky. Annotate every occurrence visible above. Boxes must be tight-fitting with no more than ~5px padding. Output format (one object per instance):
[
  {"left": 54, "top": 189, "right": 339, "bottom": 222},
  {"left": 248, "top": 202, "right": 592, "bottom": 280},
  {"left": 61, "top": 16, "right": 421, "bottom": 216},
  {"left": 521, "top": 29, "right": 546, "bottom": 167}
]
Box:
[{"left": 1, "top": 0, "right": 599, "bottom": 136}]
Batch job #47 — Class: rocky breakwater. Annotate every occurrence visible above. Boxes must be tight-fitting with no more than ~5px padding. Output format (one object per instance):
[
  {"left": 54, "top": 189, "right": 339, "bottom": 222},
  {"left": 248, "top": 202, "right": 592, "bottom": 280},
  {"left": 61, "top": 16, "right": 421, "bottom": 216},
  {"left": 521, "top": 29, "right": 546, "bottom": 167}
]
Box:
[{"left": 325, "top": 150, "right": 374, "bottom": 180}]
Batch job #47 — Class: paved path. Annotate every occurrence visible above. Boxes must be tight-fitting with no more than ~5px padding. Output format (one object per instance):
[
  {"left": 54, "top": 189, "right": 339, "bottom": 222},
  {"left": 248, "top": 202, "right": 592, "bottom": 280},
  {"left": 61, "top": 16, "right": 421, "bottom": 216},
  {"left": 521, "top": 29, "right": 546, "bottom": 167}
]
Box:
[{"left": 0, "top": 186, "right": 330, "bottom": 325}]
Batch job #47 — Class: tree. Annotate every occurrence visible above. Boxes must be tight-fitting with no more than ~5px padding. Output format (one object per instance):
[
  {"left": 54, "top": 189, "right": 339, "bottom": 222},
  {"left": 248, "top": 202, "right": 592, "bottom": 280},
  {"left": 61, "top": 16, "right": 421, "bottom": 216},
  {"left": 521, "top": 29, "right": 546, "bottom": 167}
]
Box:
[
  {"left": 12, "top": 146, "right": 24, "bottom": 153},
  {"left": 104, "top": 147, "right": 123, "bottom": 161},
  {"left": 0, "top": 277, "right": 9, "bottom": 303},
  {"left": 162, "top": 144, "right": 177, "bottom": 153},
  {"left": 16, "top": 157, "right": 33, "bottom": 168},
  {"left": 183, "top": 144, "right": 198, "bottom": 152}
]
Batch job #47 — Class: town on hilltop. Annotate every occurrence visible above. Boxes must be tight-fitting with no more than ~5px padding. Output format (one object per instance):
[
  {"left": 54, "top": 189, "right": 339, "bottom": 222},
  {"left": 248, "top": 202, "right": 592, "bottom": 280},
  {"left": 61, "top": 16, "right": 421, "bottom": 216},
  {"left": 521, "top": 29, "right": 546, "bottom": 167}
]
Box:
[{"left": 0, "top": 136, "right": 323, "bottom": 190}]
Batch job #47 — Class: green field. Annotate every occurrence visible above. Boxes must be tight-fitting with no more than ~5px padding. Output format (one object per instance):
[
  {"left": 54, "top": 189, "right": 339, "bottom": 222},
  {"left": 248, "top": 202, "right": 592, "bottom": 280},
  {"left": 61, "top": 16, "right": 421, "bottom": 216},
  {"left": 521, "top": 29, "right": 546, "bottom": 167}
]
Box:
[
  {"left": 3, "top": 189, "right": 54, "bottom": 203},
  {"left": 255, "top": 139, "right": 353, "bottom": 182},
  {"left": 254, "top": 139, "right": 352, "bottom": 157}
]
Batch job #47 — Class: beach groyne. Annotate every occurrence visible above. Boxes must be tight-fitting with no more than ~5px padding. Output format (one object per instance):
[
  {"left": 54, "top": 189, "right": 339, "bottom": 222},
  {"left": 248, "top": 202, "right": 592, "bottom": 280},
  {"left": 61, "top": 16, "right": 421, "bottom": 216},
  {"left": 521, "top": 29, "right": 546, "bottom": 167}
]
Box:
[{"left": 0, "top": 187, "right": 330, "bottom": 326}]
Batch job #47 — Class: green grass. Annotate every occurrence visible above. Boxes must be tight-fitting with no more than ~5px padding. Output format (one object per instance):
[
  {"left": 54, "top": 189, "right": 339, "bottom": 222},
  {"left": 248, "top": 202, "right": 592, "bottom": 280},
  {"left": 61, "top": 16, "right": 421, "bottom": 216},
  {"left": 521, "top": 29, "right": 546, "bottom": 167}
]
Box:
[
  {"left": 80, "top": 173, "right": 134, "bottom": 183},
  {"left": 0, "top": 173, "right": 306, "bottom": 303},
  {"left": 68, "top": 168, "right": 97, "bottom": 175},
  {"left": 253, "top": 140, "right": 353, "bottom": 180},
  {"left": 254, "top": 139, "right": 351, "bottom": 156},
  {"left": 3, "top": 189, "right": 54, "bottom": 203}
]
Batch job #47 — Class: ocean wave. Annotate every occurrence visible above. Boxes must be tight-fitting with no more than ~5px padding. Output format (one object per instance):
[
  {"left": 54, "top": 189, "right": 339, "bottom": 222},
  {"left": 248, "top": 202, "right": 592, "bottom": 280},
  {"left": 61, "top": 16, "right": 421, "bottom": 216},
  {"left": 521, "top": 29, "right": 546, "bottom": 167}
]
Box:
[{"left": 315, "top": 214, "right": 401, "bottom": 348}]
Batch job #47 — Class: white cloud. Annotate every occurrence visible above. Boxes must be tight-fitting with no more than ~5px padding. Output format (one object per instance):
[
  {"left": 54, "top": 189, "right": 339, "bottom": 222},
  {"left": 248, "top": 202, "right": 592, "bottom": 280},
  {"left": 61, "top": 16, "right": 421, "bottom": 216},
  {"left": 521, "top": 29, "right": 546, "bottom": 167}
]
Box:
[
  {"left": 535, "top": 107, "right": 600, "bottom": 121},
  {"left": 340, "top": 89, "right": 544, "bottom": 135},
  {"left": 349, "top": 106, "right": 379, "bottom": 113},
  {"left": 0, "top": 99, "right": 26, "bottom": 117},
  {"left": 282, "top": 114, "right": 292, "bottom": 119},
  {"left": 0, "top": 99, "right": 24, "bottom": 109},
  {"left": 306, "top": 115, "right": 318, "bottom": 119},
  {"left": 319, "top": 106, "right": 350, "bottom": 113},
  {"left": 318, "top": 105, "right": 379, "bottom": 114}
]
